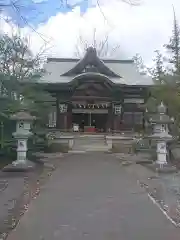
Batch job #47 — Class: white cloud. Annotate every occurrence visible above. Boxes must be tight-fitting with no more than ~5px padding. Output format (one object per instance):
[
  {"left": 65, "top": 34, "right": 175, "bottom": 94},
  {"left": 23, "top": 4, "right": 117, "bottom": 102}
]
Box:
[{"left": 1, "top": 0, "right": 180, "bottom": 65}]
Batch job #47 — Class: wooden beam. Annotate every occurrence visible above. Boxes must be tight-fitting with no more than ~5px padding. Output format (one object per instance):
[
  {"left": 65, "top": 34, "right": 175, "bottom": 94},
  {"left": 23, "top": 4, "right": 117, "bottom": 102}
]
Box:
[{"left": 71, "top": 96, "right": 111, "bottom": 100}]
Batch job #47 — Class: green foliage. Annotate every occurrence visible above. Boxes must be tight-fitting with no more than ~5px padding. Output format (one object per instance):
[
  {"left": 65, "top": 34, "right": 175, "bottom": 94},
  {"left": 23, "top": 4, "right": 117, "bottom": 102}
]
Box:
[
  {"left": 164, "top": 9, "right": 180, "bottom": 75},
  {"left": 0, "top": 33, "right": 53, "bottom": 152},
  {"left": 151, "top": 50, "right": 166, "bottom": 84},
  {"left": 144, "top": 10, "right": 180, "bottom": 133},
  {"left": 21, "top": 83, "right": 55, "bottom": 128}
]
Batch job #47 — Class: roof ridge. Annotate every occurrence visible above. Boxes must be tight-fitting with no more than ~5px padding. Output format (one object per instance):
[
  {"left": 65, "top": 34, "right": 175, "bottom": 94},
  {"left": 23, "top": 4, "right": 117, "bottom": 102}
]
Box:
[{"left": 47, "top": 57, "right": 133, "bottom": 64}]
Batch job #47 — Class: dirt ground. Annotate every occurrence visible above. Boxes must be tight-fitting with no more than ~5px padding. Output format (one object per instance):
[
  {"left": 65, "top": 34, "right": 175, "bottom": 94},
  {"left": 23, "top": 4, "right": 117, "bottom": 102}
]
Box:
[{"left": 0, "top": 153, "right": 65, "bottom": 239}]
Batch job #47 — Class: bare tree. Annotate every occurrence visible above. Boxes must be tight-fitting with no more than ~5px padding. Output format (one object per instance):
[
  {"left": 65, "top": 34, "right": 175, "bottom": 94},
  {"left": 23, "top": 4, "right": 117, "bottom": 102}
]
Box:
[
  {"left": 63, "top": 0, "right": 141, "bottom": 7},
  {"left": 121, "top": 0, "right": 141, "bottom": 5},
  {"left": 95, "top": 0, "right": 141, "bottom": 26},
  {"left": 74, "top": 28, "right": 120, "bottom": 58},
  {"left": 0, "top": 34, "right": 49, "bottom": 81}
]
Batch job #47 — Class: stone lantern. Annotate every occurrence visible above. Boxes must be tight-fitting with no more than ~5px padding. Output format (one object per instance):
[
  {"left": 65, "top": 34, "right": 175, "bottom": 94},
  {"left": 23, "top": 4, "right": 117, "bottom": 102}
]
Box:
[
  {"left": 3, "top": 109, "right": 36, "bottom": 172},
  {"left": 148, "top": 102, "right": 176, "bottom": 171}
]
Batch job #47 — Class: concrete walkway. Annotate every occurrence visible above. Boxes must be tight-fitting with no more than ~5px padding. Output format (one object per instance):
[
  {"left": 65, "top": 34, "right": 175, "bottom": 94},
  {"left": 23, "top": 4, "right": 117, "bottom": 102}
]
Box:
[{"left": 7, "top": 153, "right": 180, "bottom": 240}]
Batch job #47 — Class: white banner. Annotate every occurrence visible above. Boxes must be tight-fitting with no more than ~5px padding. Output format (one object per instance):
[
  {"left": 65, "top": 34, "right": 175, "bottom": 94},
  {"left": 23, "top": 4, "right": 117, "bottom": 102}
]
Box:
[{"left": 124, "top": 99, "right": 144, "bottom": 104}]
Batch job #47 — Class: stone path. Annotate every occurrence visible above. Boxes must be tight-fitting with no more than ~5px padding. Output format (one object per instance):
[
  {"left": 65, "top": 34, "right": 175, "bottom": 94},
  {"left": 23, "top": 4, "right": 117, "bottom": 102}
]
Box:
[
  {"left": 70, "top": 134, "right": 109, "bottom": 152},
  {"left": 7, "top": 153, "right": 180, "bottom": 240}
]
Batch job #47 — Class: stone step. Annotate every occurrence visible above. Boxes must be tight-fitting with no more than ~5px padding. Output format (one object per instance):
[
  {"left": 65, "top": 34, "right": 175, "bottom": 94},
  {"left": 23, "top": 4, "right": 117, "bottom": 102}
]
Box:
[
  {"left": 69, "top": 149, "right": 109, "bottom": 153},
  {"left": 77, "top": 134, "right": 105, "bottom": 137},
  {"left": 86, "top": 149, "right": 109, "bottom": 152},
  {"left": 75, "top": 136, "right": 106, "bottom": 141},
  {"left": 68, "top": 150, "right": 86, "bottom": 153},
  {"left": 72, "top": 135, "right": 108, "bottom": 152},
  {"left": 72, "top": 147, "right": 109, "bottom": 152}
]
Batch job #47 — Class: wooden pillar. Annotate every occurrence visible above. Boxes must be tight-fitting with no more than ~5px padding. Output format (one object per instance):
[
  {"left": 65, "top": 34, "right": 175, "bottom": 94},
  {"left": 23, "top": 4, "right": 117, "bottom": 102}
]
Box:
[
  {"left": 113, "top": 116, "right": 117, "bottom": 133},
  {"left": 120, "top": 110, "right": 124, "bottom": 131},
  {"left": 142, "top": 110, "right": 146, "bottom": 132},
  {"left": 67, "top": 104, "right": 72, "bottom": 130},
  {"left": 106, "top": 103, "right": 113, "bottom": 132},
  {"left": 113, "top": 115, "right": 121, "bottom": 132},
  {"left": 56, "top": 98, "right": 61, "bottom": 129}
]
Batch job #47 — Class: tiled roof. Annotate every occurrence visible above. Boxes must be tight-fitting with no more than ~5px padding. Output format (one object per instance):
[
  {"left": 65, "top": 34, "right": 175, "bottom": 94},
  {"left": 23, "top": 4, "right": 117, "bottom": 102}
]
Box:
[{"left": 39, "top": 48, "right": 153, "bottom": 86}]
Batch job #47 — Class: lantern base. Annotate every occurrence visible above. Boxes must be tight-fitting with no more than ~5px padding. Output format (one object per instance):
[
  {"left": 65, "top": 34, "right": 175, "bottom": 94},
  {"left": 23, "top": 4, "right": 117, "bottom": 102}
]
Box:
[
  {"left": 2, "top": 160, "right": 36, "bottom": 172},
  {"left": 147, "top": 162, "right": 177, "bottom": 174}
]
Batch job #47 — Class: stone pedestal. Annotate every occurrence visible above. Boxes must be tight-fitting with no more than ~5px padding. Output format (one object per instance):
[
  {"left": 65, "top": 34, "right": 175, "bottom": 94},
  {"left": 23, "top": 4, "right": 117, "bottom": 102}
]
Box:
[
  {"left": 48, "top": 132, "right": 74, "bottom": 152},
  {"left": 147, "top": 163, "right": 177, "bottom": 173},
  {"left": 106, "top": 135, "right": 135, "bottom": 153},
  {"left": 3, "top": 159, "right": 35, "bottom": 172}
]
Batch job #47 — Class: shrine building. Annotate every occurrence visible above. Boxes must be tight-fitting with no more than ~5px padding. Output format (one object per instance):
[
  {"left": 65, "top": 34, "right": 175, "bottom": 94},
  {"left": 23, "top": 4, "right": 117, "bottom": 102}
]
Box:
[{"left": 39, "top": 47, "right": 153, "bottom": 133}]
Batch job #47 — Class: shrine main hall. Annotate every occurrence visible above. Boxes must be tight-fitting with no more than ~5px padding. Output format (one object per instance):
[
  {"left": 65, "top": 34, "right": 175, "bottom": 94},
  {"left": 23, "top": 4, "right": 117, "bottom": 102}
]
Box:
[{"left": 39, "top": 47, "right": 153, "bottom": 133}]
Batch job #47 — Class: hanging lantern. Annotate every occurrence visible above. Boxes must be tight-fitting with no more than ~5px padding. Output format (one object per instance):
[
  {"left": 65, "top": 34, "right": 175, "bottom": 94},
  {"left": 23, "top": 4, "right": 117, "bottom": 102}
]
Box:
[
  {"left": 59, "top": 104, "right": 68, "bottom": 113},
  {"left": 114, "top": 105, "right": 122, "bottom": 115}
]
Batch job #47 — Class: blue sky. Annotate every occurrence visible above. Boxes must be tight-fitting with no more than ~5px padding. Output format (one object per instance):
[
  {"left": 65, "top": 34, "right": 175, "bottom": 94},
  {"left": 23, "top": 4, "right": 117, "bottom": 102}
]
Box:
[
  {"left": 1, "top": 0, "right": 180, "bottom": 65},
  {"left": 1, "top": 0, "right": 93, "bottom": 27}
]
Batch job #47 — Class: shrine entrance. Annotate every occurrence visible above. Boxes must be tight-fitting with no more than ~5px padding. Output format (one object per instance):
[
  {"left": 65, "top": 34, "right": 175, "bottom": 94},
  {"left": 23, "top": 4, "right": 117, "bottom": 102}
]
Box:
[
  {"left": 71, "top": 77, "right": 112, "bottom": 133},
  {"left": 72, "top": 109, "right": 108, "bottom": 132}
]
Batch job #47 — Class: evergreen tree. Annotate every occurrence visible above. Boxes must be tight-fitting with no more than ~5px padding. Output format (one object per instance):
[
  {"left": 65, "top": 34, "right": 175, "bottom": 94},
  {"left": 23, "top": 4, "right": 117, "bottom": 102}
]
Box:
[
  {"left": 164, "top": 8, "right": 180, "bottom": 76},
  {"left": 151, "top": 50, "right": 166, "bottom": 84}
]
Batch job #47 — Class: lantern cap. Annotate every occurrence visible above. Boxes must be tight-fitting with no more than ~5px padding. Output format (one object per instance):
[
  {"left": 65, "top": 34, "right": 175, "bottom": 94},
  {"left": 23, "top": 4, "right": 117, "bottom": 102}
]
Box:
[{"left": 10, "top": 110, "right": 36, "bottom": 121}]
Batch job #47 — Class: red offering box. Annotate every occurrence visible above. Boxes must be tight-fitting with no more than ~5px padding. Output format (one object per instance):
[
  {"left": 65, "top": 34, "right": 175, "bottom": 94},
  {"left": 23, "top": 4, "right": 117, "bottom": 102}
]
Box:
[{"left": 84, "top": 126, "right": 96, "bottom": 132}]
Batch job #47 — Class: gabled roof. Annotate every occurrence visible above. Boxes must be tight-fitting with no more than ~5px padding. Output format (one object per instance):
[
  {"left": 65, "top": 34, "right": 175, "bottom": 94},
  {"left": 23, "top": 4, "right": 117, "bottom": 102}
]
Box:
[
  {"left": 39, "top": 48, "right": 153, "bottom": 86},
  {"left": 61, "top": 47, "right": 121, "bottom": 78}
]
